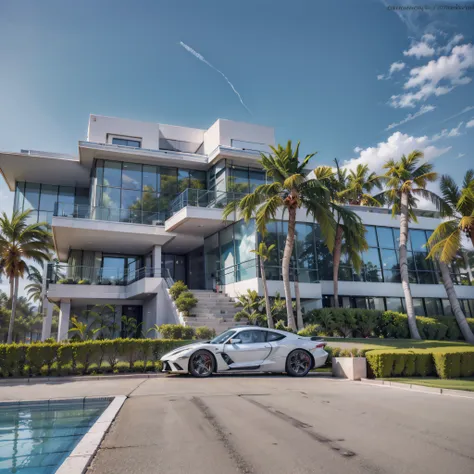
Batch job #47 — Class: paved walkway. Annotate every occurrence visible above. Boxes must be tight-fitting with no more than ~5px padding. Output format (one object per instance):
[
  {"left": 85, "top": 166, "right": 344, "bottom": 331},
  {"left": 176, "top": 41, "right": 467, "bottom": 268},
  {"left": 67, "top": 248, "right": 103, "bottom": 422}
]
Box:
[{"left": 2, "top": 374, "right": 473, "bottom": 474}]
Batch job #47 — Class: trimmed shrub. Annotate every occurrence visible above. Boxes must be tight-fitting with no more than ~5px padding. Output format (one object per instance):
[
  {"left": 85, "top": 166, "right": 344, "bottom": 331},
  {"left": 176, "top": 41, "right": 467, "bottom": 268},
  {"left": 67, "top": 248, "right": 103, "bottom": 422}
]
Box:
[
  {"left": 195, "top": 327, "right": 216, "bottom": 340},
  {"left": 431, "top": 347, "right": 474, "bottom": 379},
  {"left": 0, "top": 344, "right": 28, "bottom": 377},
  {"left": 26, "top": 343, "right": 60, "bottom": 376},
  {"left": 78, "top": 279, "right": 91, "bottom": 285},
  {"left": 175, "top": 291, "right": 198, "bottom": 316},
  {"left": 417, "top": 317, "right": 448, "bottom": 340},
  {"left": 169, "top": 280, "right": 188, "bottom": 300},
  {"left": 366, "top": 349, "right": 435, "bottom": 378},
  {"left": 297, "top": 324, "right": 322, "bottom": 337},
  {"left": 158, "top": 324, "right": 196, "bottom": 340}
]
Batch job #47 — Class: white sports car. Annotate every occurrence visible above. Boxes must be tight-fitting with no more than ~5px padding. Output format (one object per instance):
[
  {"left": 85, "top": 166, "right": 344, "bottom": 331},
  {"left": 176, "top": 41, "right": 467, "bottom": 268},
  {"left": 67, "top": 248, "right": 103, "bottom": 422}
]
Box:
[{"left": 161, "top": 326, "right": 328, "bottom": 378}]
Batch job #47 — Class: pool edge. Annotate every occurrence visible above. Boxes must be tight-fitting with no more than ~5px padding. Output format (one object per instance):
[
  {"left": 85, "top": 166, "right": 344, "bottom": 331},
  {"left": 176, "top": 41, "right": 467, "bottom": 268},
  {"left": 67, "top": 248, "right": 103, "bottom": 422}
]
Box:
[{"left": 53, "top": 395, "right": 127, "bottom": 474}]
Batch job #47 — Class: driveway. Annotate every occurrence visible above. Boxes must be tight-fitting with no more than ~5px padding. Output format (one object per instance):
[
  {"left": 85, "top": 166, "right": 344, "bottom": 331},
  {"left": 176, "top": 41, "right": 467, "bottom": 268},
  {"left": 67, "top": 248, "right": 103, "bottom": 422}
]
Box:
[{"left": 2, "top": 375, "right": 473, "bottom": 473}]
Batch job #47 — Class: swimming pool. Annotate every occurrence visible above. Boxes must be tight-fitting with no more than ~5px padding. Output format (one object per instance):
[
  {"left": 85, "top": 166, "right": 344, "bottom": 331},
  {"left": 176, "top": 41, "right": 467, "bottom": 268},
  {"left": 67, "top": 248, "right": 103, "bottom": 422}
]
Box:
[{"left": 0, "top": 398, "right": 111, "bottom": 474}]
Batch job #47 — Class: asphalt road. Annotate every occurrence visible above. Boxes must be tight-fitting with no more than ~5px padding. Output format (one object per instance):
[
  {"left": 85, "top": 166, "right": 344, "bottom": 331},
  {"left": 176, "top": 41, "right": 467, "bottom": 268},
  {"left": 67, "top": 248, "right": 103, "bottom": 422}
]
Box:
[{"left": 77, "top": 375, "right": 474, "bottom": 474}]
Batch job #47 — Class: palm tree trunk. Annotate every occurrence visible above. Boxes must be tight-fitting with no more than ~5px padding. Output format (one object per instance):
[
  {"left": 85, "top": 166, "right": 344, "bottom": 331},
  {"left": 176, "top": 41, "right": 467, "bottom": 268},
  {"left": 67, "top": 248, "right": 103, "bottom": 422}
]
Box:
[
  {"left": 332, "top": 225, "right": 343, "bottom": 308},
  {"left": 7, "top": 276, "right": 19, "bottom": 344},
  {"left": 260, "top": 258, "right": 274, "bottom": 329},
  {"left": 439, "top": 261, "right": 474, "bottom": 343},
  {"left": 399, "top": 192, "right": 421, "bottom": 340},
  {"left": 294, "top": 272, "right": 303, "bottom": 330},
  {"left": 282, "top": 207, "right": 297, "bottom": 331}
]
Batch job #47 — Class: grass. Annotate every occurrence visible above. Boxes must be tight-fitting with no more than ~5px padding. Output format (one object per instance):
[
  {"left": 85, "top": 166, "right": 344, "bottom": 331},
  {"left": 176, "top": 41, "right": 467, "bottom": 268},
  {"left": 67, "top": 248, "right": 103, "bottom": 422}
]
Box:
[
  {"left": 325, "top": 338, "right": 472, "bottom": 350},
  {"left": 384, "top": 377, "right": 474, "bottom": 392}
]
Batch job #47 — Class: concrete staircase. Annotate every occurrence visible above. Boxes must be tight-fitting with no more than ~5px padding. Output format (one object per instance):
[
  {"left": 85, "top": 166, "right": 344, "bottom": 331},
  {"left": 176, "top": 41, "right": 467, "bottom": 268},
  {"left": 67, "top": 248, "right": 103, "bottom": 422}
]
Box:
[{"left": 184, "top": 290, "right": 247, "bottom": 334}]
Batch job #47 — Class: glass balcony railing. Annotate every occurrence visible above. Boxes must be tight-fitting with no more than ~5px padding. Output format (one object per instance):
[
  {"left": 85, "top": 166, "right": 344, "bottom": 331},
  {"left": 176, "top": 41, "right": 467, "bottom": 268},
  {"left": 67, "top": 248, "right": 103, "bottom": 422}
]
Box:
[
  {"left": 54, "top": 203, "right": 168, "bottom": 225},
  {"left": 47, "top": 264, "right": 170, "bottom": 286},
  {"left": 169, "top": 188, "right": 247, "bottom": 215}
]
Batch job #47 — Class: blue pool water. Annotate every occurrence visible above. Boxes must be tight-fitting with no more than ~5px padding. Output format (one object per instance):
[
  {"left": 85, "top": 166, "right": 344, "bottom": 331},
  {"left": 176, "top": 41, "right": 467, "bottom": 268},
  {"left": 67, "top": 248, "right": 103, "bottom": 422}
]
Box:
[{"left": 0, "top": 399, "right": 111, "bottom": 474}]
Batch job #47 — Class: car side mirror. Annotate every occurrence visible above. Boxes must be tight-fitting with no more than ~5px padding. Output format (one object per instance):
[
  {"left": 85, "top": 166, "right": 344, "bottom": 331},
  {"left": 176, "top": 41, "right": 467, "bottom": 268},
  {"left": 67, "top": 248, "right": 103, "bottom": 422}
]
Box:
[{"left": 229, "top": 338, "right": 241, "bottom": 344}]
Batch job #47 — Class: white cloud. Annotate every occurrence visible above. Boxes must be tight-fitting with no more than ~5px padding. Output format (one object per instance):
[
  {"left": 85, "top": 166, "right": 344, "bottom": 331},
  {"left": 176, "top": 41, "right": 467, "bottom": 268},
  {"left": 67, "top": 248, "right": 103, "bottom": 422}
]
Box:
[
  {"left": 353, "top": 146, "right": 363, "bottom": 153},
  {"left": 467, "top": 118, "right": 474, "bottom": 128},
  {"left": 438, "top": 34, "right": 464, "bottom": 55},
  {"left": 391, "top": 43, "right": 474, "bottom": 107},
  {"left": 422, "top": 33, "right": 436, "bottom": 43},
  {"left": 377, "top": 61, "right": 406, "bottom": 80},
  {"left": 403, "top": 41, "right": 435, "bottom": 58},
  {"left": 457, "top": 153, "right": 466, "bottom": 159},
  {"left": 386, "top": 104, "right": 436, "bottom": 130},
  {"left": 343, "top": 131, "right": 451, "bottom": 175},
  {"left": 431, "top": 122, "right": 463, "bottom": 141}
]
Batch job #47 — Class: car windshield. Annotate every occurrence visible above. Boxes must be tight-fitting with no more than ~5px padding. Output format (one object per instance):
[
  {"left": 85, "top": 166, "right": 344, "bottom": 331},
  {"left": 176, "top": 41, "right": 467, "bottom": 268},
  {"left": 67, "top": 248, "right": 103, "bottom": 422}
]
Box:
[{"left": 210, "top": 329, "right": 236, "bottom": 344}]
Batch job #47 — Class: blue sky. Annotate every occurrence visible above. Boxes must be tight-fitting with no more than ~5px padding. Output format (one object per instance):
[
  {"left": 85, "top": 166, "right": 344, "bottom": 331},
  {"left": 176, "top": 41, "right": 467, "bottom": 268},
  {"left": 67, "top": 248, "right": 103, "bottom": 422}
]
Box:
[{"left": 0, "top": 0, "right": 473, "bottom": 293}]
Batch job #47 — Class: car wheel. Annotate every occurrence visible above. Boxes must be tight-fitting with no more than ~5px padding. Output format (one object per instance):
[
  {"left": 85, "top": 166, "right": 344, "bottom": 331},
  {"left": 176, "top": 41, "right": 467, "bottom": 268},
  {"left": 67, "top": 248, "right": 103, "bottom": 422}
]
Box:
[
  {"left": 189, "top": 350, "right": 215, "bottom": 378},
  {"left": 286, "top": 350, "right": 312, "bottom": 377}
]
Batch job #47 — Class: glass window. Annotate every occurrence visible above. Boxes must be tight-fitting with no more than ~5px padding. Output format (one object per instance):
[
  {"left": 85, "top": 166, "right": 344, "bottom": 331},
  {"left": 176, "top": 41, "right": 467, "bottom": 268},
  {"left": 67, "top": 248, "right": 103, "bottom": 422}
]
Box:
[
  {"left": 424, "top": 298, "right": 443, "bottom": 316},
  {"left": 143, "top": 165, "right": 159, "bottom": 192},
  {"left": 100, "top": 187, "right": 121, "bottom": 208},
  {"left": 442, "top": 299, "right": 453, "bottom": 316},
  {"left": 189, "top": 170, "right": 206, "bottom": 190},
  {"left": 380, "top": 248, "right": 398, "bottom": 271},
  {"left": 377, "top": 227, "right": 395, "bottom": 248},
  {"left": 367, "top": 297, "right": 386, "bottom": 311},
  {"left": 385, "top": 297, "right": 404, "bottom": 312},
  {"left": 365, "top": 226, "right": 378, "bottom": 247},
  {"left": 103, "top": 161, "right": 122, "bottom": 188},
  {"left": 266, "top": 332, "right": 286, "bottom": 342},
  {"left": 220, "top": 225, "right": 235, "bottom": 283},
  {"left": 295, "top": 223, "right": 317, "bottom": 283},
  {"left": 411, "top": 230, "right": 428, "bottom": 252},
  {"left": 234, "top": 220, "right": 256, "bottom": 281},
  {"left": 38, "top": 184, "right": 58, "bottom": 212},
  {"left": 121, "top": 189, "right": 141, "bottom": 210},
  {"left": 95, "top": 160, "right": 104, "bottom": 185},
  {"left": 228, "top": 168, "right": 249, "bottom": 194},
  {"left": 112, "top": 137, "right": 141, "bottom": 147},
  {"left": 249, "top": 170, "right": 265, "bottom": 192},
  {"left": 262, "top": 221, "right": 280, "bottom": 281},
  {"left": 353, "top": 297, "right": 368, "bottom": 309},
  {"left": 24, "top": 183, "right": 40, "bottom": 210},
  {"left": 122, "top": 163, "right": 142, "bottom": 190},
  {"left": 59, "top": 186, "right": 75, "bottom": 204},
  {"left": 211, "top": 329, "right": 236, "bottom": 344},
  {"left": 237, "top": 330, "right": 266, "bottom": 344},
  {"left": 417, "top": 272, "right": 436, "bottom": 284},
  {"left": 413, "top": 252, "right": 433, "bottom": 271},
  {"left": 160, "top": 167, "right": 178, "bottom": 197},
  {"left": 14, "top": 182, "right": 25, "bottom": 211},
  {"left": 413, "top": 298, "right": 425, "bottom": 316},
  {"left": 362, "top": 248, "right": 382, "bottom": 282},
  {"left": 102, "top": 256, "right": 126, "bottom": 284},
  {"left": 75, "top": 188, "right": 89, "bottom": 206}
]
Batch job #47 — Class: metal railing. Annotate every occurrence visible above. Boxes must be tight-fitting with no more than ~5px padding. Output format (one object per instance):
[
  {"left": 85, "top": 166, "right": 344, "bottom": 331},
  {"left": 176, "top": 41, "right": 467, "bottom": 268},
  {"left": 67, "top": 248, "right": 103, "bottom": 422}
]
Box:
[
  {"left": 214, "top": 258, "right": 320, "bottom": 286},
  {"left": 47, "top": 264, "right": 167, "bottom": 286},
  {"left": 54, "top": 203, "right": 168, "bottom": 225},
  {"left": 169, "top": 188, "right": 246, "bottom": 215}
]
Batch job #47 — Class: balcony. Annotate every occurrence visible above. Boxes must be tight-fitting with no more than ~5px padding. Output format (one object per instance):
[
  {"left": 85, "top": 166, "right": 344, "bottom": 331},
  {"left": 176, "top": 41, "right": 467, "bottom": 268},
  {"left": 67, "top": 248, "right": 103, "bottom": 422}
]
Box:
[
  {"left": 169, "top": 188, "right": 246, "bottom": 215},
  {"left": 55, "top": 203, "right": 168, "bottom": 225}
]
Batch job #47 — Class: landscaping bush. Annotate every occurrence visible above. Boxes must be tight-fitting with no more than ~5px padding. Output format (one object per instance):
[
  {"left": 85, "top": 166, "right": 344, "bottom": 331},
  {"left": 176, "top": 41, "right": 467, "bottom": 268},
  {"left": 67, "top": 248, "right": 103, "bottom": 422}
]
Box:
[
  {"left": 0, "top": 339, "right": 190, "bottom": 378},
  {"left": 297, "top": 324, "right": 322, "bottom": 337},
  {"left": 275, "top": 320, "right": 294, "bottom": 332},
  {"left": 195, "top": 327, "right": 216, "bottom": 340},
  {"left": 354, "top": 309, "right": 381, "bottom": 338},
  {"left": 417, "top": 317, "right": 448, "bottom": 340},
  {"left": 366, "top": 347, "right": 474, "bottom": 379},
  {"left": 169, "top": 280, "right": 188, "bottom": 300},
  {"left": 175, "top": 291, "right": 198, "bottom": 316},
  {"left": 78, "top": 279, "right": 91, "bottom": 285},
  {"left": 158, "top": 324, "right": 196, "bottom": 340}
]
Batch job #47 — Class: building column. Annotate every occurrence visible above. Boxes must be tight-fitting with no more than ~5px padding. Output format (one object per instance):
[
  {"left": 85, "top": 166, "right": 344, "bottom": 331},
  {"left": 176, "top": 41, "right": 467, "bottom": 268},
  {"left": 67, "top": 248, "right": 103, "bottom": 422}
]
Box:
[
  {"left": 57, "top": 300, "right": 71, "bottom": 342},
  {"left": 41, "top": 299, "right": 54, "bottom": 341},
  {"left": 153, "top": 245, "right": 162, "bottom": 277}
]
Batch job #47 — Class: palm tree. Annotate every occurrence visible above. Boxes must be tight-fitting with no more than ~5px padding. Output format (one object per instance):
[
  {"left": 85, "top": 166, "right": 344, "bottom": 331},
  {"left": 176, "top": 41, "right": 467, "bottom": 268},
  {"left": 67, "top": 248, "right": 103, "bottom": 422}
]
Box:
[
  {"left": 251, "top": 242, "right": 276, "bottom": 328},
  {"left": 224, "top": 141, "right": 336, "bottom": 331},
  {"left": 314, "top": 161, "right": 375, "bottom": 308},
  {"left": 25, "top": 266, "right": 43, "bottom": 304},
  {"left": 376, "top": 150, "right": 443, "bottom": 340},
  {"left": 0, "top": 210, "right": 53, "bottom": 343},
  {"left": 426, "top": 172, "right": 474, "bottom": 343}
]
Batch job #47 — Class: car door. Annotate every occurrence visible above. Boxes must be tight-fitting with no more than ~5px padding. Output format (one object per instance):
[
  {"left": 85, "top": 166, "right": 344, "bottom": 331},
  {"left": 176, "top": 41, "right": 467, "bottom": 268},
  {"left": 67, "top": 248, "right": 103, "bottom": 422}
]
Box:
[{"left": 223, "top": 329, "right": 272, "bottom": 369}]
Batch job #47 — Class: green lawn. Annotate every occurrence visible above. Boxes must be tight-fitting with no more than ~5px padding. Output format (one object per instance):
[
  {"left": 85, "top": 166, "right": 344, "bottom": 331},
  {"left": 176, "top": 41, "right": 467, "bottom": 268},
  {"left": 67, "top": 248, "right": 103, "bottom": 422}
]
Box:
[
  {"left": 384, "top": 377, "right": 474, "bottom": 392},
  {"left": 326, "top": 338, "right": 472, "bottom": 350}
]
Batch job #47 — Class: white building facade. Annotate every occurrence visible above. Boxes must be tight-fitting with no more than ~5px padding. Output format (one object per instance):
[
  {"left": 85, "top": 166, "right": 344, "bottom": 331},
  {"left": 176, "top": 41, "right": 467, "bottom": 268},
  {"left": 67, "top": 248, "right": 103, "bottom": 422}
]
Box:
[{"left": 1, "top": 114, "right": 473, "bottom": 341}]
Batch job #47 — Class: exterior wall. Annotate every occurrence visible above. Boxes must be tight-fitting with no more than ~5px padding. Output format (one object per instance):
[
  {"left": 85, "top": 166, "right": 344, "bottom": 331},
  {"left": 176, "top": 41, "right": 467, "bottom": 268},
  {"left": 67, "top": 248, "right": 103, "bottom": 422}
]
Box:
[{"left": 158, "top": 123, "right": 204, "bottom": 144}]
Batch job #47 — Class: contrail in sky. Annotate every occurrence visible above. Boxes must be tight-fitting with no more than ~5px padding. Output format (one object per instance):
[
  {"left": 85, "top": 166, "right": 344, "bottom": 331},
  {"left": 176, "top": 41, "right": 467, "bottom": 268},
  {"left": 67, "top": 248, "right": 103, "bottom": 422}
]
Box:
[{"left": 179, "top": 41, "right": 252, "bottom": 115}]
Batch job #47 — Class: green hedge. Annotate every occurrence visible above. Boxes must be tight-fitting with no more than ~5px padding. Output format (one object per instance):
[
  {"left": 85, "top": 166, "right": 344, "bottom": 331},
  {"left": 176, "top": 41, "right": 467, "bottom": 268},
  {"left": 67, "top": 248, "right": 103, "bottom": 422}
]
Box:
[
  {"left": 0, "top": 339, "right": 191, "bottom": 378},
  {"left": 305, "top": 308, "right": 474, "bottom": 341},
  {"left": 366, "top": 347, "right": 474, "bottom": 379}
]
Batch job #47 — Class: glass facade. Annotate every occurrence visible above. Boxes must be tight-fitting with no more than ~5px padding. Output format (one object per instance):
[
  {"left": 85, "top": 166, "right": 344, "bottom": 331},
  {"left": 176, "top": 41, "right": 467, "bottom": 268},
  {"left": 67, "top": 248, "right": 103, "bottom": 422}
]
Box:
[
  {"left": 93, "top": 159, "right": 206, "bottom": 223},
  {"left": 14, "top": 181, "right": 89, "bottom": 224},
  {"left": 322, "top": 295, "right": 474, "bottom": 317}
]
